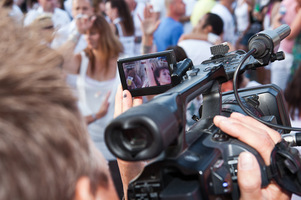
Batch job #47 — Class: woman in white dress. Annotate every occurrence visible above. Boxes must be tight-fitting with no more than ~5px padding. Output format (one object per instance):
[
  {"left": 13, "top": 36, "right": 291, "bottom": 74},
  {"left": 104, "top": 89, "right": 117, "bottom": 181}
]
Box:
[{"left": 62, "top": 15, "right": 124, "bottom": 197}]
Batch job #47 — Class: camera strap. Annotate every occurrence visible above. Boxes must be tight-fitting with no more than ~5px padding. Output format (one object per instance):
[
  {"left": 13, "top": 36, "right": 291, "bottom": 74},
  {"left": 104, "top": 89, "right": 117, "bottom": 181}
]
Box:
[{"left": 267, "top": 139, "right": 301, "bottom": 195}]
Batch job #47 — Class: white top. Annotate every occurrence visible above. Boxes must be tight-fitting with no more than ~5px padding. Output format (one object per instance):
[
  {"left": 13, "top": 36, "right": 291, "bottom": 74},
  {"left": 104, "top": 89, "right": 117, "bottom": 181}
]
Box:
[
  {"left": 178, "top": 39, "right": 213, "bottom": 65},
  {"left": 63, "top": 0, "right": 73, "bottom": 19},
  {"left": 76, "top": 52, "right": 120, "bottom": 160},
  {"left": 211, "top": 3, "right": 237, "bottom": 45},
  {"left": 113, "top": 18, "right": 135, "bottom": 57},
  {"left": 132, "top": 2, "right": 145, "bottom": 39},
  {"left": 234, "top": 0, "right": 249, "bottom": 33},
  {"left": 24, "top": 6, "right": 71, "bottom": 29},
  {"left": 51, "top": 20, "right": 87, "bottom": 54}
]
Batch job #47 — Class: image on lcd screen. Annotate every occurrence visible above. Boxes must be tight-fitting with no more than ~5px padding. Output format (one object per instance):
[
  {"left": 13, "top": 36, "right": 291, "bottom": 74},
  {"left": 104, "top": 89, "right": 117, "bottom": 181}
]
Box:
[{"left": 122, "top": 56, "right": 171, "bottom": 90}]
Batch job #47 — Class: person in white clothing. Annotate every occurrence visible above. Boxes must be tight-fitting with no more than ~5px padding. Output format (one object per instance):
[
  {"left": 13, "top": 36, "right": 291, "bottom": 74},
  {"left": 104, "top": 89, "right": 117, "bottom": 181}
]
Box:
[
  {"left": 211, "top": 0, "right": 237, "bottom": 46},
  {"left": 178, "top": 13, "right": 224, "bottom": 65},
  {"left": 61, "top": 14, "right": 124, "bottom": 198},
  {"left": 105, "top": 0, "right": 135, "bottom": 57},
  {"left": 51, "top": 0, "right": 94, "bottom": 54},
  {"left": 24, "top": 0, "right": 70, "bottom": 28},
  {"left": 62, "top": 14, "right": 123, "bottom": 159},
  {"left": 125, "top": 0, "right": 146, "bottom": 55}
]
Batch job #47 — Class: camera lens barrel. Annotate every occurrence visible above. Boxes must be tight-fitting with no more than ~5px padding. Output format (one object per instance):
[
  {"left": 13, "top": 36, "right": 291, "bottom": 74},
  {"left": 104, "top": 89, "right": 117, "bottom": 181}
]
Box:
[{"left": 105, "top": 99, "right": 180, "bottom": 161}]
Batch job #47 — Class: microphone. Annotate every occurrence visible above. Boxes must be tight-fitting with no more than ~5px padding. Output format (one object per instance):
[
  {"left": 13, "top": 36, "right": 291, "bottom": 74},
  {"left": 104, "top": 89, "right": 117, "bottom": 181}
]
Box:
[{"left": 248, "top": 24, "right": 291, "bottom": 59}]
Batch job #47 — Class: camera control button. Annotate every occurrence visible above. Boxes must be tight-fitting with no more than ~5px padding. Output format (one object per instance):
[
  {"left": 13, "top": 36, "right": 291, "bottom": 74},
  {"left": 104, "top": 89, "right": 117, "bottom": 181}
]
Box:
[{"left": 212, "top": 130, "right": 229, "bottom": 142}]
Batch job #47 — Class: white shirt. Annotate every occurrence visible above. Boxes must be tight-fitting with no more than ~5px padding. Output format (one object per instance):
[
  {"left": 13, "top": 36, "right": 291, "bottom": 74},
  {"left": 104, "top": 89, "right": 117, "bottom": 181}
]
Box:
[
  {"left": 75, "top": 52, "right": 120, "bottom": 160},
  {"left": 51, "top": 20, "right": 87, "bottom": 54},
  {"left": 211, "top": 3, "right": 237, "bottom": 45},
  {"left": 24, "top": 6, "right": 71, "bottom": 29},
  {"left": 234, "top": 0, "right": 249, "bottom": 33},
  {"left": 178, "top": 39, "right": 213, "bottom": 65},
  {"left": 63, "top": 0, "right": 73, "bottom": 19}
]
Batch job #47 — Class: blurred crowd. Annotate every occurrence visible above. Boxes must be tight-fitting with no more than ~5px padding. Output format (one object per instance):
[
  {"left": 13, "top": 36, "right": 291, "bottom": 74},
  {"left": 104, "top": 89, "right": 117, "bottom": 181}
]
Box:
[{"left": 2, "top": 0, "right": 301, "bottom": 199}]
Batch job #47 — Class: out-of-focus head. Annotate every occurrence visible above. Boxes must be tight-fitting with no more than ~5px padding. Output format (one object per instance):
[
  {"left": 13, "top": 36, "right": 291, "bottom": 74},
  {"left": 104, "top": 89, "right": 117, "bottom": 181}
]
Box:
[
  {"left": 105, "top": 0, "right": 134, "bottom": 35},
  {"left": 84, "top": 15, "right": 122, "bottom": 51},
  {"left": 195, "top": 13, "right": 223, "bottom": 36},
  {"left": 105, "top": 0, "right": 131, "bottom": 22},
  {"left": 72, "top": 0, "right": 94, "bottom": 18},
  {"left": 31, "top": 13, "right": 55, "bottom": 44},
  {"left": 0, "top": 11, "right": 112, "bottom": 200},
  {"left": 104, "top": 0, "right": 118, "bottom": 21},
  {"left": 165, "top": 0, "right": 186, "bottom": 17},
  {"left": 84, "top": 15, "right": 123, "bottom": 70},
  {"left": 38, "top": 0, "right": 57, "bottom": 13}
]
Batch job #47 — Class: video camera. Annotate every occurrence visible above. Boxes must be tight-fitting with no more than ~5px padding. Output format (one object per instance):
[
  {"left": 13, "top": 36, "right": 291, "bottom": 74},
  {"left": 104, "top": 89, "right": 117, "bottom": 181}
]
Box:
[{"left": 105, "top": 25, "right": 301, "bottom": 199}]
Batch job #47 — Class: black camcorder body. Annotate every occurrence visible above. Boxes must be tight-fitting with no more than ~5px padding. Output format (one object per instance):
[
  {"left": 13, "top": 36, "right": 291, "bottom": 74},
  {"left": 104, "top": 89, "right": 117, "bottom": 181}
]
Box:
[
  {"left": 124, "top": 84, "right": 289, "bottom": 200},
  {"left": 105, "top": 25, "right": 301, "bottom": 199}
]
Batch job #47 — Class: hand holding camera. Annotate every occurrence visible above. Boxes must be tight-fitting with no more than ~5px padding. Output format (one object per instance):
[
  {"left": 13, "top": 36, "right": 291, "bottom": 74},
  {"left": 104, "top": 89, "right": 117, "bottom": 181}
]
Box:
[
  {"left": 106, "top": 24, "right": 301, "bottom": 199},
  {"left": 214, "top": 113, "right": 290, "bottom": 200}
]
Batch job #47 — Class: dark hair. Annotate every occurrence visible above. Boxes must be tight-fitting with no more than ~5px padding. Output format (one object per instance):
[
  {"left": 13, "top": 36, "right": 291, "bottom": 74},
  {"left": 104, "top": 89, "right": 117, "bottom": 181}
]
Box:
[
  {"left": 203, "top": 13, "right": 223, "bottom": 36},
  {"left": 154, "top": 66, "right": 170, "bottom": 86},
  {"left": 165, "top": 45, "right": 188, "bottom": 62},
  {"left": 284, "top": 65, "right": 301, "bottom": 119},
  {"left": 106, "top": 0, "right": 134, "bottom": 36}
]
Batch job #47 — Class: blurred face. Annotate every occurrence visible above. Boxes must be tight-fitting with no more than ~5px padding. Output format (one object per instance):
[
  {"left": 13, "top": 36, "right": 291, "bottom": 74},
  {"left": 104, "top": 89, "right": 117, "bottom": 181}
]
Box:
[
  {"left": 72, "top": 0, "right": 94, "bottom": 18},
  {"left": 172, "top": 0, "right": 185, "bottom": 17},
  {"left": 38, "top": 0, "right": 57, "bottom": 12},
  {"left": 84, "top": 29, "right": 100, "bottom": 49},
  {"left": 157, "top": 69, "right": 171, "bottom": 85},
  {"left": 105, "top": 1, "right": 118, "bottom": 21}
]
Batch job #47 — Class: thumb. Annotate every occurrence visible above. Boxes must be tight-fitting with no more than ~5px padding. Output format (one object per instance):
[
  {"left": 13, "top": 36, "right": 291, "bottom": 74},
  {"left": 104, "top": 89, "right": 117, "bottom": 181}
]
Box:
[{"left": 237, "top": 152, "right": 262, "bottom": 200}]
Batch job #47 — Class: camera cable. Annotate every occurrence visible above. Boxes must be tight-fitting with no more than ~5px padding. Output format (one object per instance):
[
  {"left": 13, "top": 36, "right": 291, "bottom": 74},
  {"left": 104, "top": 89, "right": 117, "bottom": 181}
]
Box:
[{"left": 232, "top": 48, "right": 301, "bottom": 135}]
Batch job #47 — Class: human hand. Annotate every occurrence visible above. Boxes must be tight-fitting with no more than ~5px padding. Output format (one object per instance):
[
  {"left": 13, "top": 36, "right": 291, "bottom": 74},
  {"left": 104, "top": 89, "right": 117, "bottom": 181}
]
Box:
[
  {"left": 75, "top": 14, "right": 96, "bottom": 34},
  {"left": 138, "top": 4, "right": 160, "bottom": 37},
  {"left": 114, "top": 85, "right": 143, "bottom": 117},
  {"left": 114, "top": 85, "right": 144, "bottom": 200},
  {"left": 213, "top": 112, "right": 290, "bottom": 200},
  {"left": 96, "top": 91, "right": 111, "bottom": 118}
]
